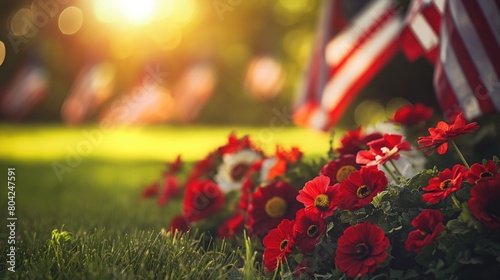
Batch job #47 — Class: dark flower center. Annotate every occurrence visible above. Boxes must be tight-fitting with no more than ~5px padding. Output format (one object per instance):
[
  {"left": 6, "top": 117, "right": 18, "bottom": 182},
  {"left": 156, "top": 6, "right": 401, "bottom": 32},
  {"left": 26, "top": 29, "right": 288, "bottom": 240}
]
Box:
[
  {"left": 336, "top": 165, "right": 357, "bottom": 183},
  {"left": 314, "top": 194, "right": 330, "bottom": 210},
  {"left": 280, "top": 239, "right": 289, "bottom": 251},
  {"left": 265, "top": 196, "right": 287, "bottom": 218},
  {"left": 480, "top": 171, "right": 493, "bottom": 178},
  {"left": 307, "top": 225, "right": 320, "bottom": 238},
  {"left": 354, "top": 243, "right": 371, "bottom": 260},
  {"left": 439, "top": 179, "right": 452, "bottom": 190},
  {"left": 356, "top": 185, "right": 371, "bottom": 198},
  {"left": 230, "top": 163, "right": 250, "bottom": 181}
]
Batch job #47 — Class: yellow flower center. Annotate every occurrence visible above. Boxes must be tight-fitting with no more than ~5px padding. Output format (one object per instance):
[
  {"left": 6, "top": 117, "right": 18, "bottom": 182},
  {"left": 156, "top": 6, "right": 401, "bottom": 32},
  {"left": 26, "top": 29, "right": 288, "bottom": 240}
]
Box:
[
  {"left": 314, "top": 194, "right": 330, "bottom": 210},
  {"left": 439, "top": 179, "right": 452, "bottom": 190},
  {"left": 265, "top": 196, "right": 287, "bottom": 218},
  {"left": 356, "top": 185, "right": 371, "bottom": 198},
  {"left": 336, "top": 165, "right": 357, "bottom": 183},
  {"left": 354, "top": 243, "right": 371, "bottom": 260}
]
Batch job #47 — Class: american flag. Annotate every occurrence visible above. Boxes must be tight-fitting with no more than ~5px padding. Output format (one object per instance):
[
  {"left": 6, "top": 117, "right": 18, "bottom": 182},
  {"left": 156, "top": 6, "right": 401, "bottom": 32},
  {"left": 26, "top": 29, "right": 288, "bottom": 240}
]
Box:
[
  {"left": 294, "top": 0, "right": 404, "bottom": 131},
  {"left": 434, "top": 0, "right": 500, "bottom": 121},
  {"left": 402, "top": 0, "right": 500, "bottom": 121}
]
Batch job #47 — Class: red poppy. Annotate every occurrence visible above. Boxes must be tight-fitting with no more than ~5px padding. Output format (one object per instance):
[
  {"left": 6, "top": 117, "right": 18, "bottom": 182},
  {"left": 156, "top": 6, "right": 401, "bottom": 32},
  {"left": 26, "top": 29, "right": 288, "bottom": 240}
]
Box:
[
  {"left": 468, "top": 179, "right": 500, "bottom": 231},
  {"left": 263, "top": 219, "right": 296, "bottom": 272},
  {"left": 336, "top": 127, "right": 383, "bottom": 156},
  {"left": 217, "top": 212, "right": 245, "bottom": 238},
  {"left": 182, "top": 179, "right": 225, "bottom": 222},
  {"left": 296, "top": 175, "right": 338, "bottom": 218},
  {"left": 142, "top": 181, "right": 159, "bottom": 199},
  {"left": 405, "top": 209, "right": 444, "bottom": 253},
  {"left": 320, "top": 154, "right": 361, "bottom": 185},
  {"left": 294, "top": 208, "right": 327, "bottom": 253},
  {"left": 356, "top": 134, "right": 412, "bottom": 166},
  {"left": 422, "top": 164, "right": 467, "bottom": 204},
  {"left": 334, "top": 166, "right": 388, "bottom": 211},
  {"left": 392, "top": 103, "right": 433, "bottom": 125},
  {"left": 335, "top": 222, "right": 390, "bottom": 278},
  {"left": 468, "top": 160, "right": 500, "bottom": 184},
  {"left": 168, "top": 215, "right": 190, "bottom": 232},
  {"left": 418, "top": 113, "right": 479, "bottom": 155},
  {"left": 157, "top": 175, "right": 181, "bottom": 206},
  {"left": 247, "top": 180, "right": 302, "bottom": 236},
  {"left": 293, "top": 260, "right": 312, "bottom": 278}
]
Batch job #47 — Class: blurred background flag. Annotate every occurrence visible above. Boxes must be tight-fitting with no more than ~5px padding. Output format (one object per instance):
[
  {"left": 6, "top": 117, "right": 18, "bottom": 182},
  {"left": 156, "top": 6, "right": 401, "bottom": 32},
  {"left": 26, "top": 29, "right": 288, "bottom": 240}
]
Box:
[
  {"left": 400, "top": 0, "right": 444, "bottom": 63},
  {"left": 171, "top": 62, "right": 217, "bottom": 123},
  {"left": 61, "top": 61, "right": 116, "bottom": 125},
  {"left": 434, "top": 0, "right": 500, "bottom": 121},
  {"left": 0, "top": 56, "right": 48, "bottom": 120},
  {"left": 294, "top": 0, "right": 404, "bottom": 131}
]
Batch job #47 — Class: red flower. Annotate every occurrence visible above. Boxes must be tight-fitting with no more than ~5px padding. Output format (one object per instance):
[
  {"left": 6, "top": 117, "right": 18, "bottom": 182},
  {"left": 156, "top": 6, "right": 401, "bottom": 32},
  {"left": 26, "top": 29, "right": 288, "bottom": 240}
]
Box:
[
  {"left": 217, "top": 213, "right": 245, "bottom": 238},
  {"left": 182, "top": 179, "right": 225, "bottom": 222},
  {"left": 187, "top": 153, "right": 217, "bottom": 183},
  {"left": 468, "top": 160, "right": 500, "bottom": 184},
  {"left": 296, "top": 175, "right": 338, "bottom": 218},
  {"left": 405, "top": 209, "right": 444, "bottom": 253},
  {"left": 320, "top": 154, "right": 361, "bottom": 185},
  {"left": 468, "top": 179, "right": 500, "bottom": 231},
  {"left": 218, "top": 133, "right": 254, "bottom": 155},
  {"left": 334, "top": 166, "right": 388, "bottom": 211},
  {"left": 356, "top": 134, "right": 412, "bottom": 166},
  {"left": 157, "top": 175, "right": 181, "bottom": 206},
  {"left": 418, "top": 113, "right": 479, "bottom": 155},
  {"left": 168, "top": 215, "right": 190, "bottom": 232},
  {"left": 142, "top": 181, "right": 159, "bottom": 199},
  {"left": 166, "top": 155, "right": 183, "bottom": 175},
  {"left": 294, "top": 209, "right": 327, "bottom": 253},
  {"left": 392, "top": 103, "right": 433, "bottom": 125},
  {"left": 422, "top": 164, "right": 467, "bottom": 204},
  {"left": 336, "top": 127, "right": 382, "bottom": 156},
  {"left": 263, "top": 219, "right": 296, "bottom": 272},
  {"left": 247, "top": 181, "right": 302, "bottom": 236},
  {"left": 335, "top": 222, "right": 390, "bottom": 278},
  {"left": 266, "top": 146, "right": 303, "bottom": 180}
]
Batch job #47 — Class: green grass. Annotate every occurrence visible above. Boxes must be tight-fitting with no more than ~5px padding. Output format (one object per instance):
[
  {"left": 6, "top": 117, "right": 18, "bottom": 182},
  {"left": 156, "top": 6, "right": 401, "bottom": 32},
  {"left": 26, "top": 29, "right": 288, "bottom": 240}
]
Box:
[{"left": 1, "top": 124, "right": 332, "bottom": 279}]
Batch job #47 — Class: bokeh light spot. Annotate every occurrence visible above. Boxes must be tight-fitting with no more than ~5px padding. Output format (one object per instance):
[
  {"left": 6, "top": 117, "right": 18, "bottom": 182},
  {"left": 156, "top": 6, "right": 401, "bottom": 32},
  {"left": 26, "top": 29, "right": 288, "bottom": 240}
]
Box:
[
  {"left": 10, "top": 8, "right": 33, "bottom": 36},
  {"left": 386, "top": 97, "right": 410, "bottom": 118},
  {"left": 58, "top": 7, "right": 84, "bottom": 35},
  {"left": 121, "top": 0, "right": 157, "bottom": 25},
  {"left": 355, "top": 100, "right": 386, "bottom": 126},
  {"left": 0, "top": 41, "right": 5, "bottom": 66}
]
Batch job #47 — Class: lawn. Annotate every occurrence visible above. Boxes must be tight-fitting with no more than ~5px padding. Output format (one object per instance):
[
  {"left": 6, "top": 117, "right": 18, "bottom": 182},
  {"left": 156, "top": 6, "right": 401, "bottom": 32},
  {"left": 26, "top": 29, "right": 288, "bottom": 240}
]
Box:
[{"left": 0, "top": 124, "right": 333, "bottom": 279}]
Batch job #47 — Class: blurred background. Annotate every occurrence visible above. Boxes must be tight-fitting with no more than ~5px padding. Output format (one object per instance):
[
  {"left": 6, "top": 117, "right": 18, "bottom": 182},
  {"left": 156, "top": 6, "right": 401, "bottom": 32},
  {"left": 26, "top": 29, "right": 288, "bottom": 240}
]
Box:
[{"left": 0, "top": 0, "right": 438, "bottom": 126}]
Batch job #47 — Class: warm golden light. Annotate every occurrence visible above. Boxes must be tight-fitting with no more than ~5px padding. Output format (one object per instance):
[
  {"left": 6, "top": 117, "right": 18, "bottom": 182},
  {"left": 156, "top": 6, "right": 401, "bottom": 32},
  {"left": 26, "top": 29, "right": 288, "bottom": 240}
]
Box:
[
  {"left": 0, "top": 41, "right": 5, "bottom": 66},
  {"left": 121, "top": 0, "right": 157, "bottom": 25},
  {"left": 355, "top": 100, "right": 386, "bottom": 126},
  {"left": 10, "top": 8, "right": 33, "bottom": 36},
  {"left": 94, "top": 0, "right": 158, "bottom": 26},
  {"left": 58, "top": 6, "right": 84, "bottom": 35}
]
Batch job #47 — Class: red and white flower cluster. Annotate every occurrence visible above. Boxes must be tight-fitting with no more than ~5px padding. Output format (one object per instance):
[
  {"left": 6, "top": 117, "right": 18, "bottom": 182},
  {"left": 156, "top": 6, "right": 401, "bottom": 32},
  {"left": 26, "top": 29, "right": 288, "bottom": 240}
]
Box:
[{"left": 142, "top": 104, "right": 500, "bottom": 279}]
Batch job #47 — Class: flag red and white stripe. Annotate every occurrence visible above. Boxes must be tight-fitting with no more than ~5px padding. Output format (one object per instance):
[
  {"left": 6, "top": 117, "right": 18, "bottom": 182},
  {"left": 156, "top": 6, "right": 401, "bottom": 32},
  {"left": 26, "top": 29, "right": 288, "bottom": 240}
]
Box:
[
  {"left": 434, "top": 0, "right": 500, "bottom": 121},
  {"left": 294, "top": 0, "right": 404, "bottom": 131},
  {"left": 400, "top": 0, "right": 445, "bottom": 63}
]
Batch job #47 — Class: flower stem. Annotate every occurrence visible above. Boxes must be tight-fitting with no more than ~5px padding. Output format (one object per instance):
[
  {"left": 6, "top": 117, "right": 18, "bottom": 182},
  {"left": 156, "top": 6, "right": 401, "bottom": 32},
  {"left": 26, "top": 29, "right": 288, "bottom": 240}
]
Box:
[
  {"left": 450, "top": 140, "right": 470, "bottom": 169},
  {"left": 383, "top": 164, "right": 398, "bottom": 182},
  {"left": 450, "top": 193, "right": 461, "bottom": 210},
  {"left": 389, "top": 160, "right": 403, "bottom": 177}
]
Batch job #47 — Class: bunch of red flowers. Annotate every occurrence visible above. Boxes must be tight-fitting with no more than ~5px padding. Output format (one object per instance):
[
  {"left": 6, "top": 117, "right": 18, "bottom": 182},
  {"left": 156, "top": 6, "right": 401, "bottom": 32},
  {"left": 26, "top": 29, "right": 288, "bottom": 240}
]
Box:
[{"left": 142, "top": 105, "right": 500, "bottom": 279}]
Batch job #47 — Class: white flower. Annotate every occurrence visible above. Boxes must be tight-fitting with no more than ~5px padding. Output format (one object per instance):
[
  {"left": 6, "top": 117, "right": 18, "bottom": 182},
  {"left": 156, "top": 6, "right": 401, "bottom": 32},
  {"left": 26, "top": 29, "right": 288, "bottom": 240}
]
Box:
[{"left": 215, "top": 149, "right": 262, "bottom": 193}]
